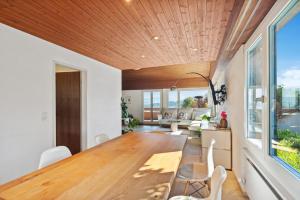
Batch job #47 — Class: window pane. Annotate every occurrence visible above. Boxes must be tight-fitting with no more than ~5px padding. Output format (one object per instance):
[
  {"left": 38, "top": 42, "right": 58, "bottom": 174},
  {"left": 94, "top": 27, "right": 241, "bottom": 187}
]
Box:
[
  {"left": 143, "top": 92, "right": 151, "bottom": 108},
  {"left": 152, "top": 92, "right": 161, "bottom": 121},
  {"left": 270, "top": 1, "right": 300, "bottom": 174},
  {"left": 168, "top": 91, "right": 178, "bottom": 108},
  {"left": 152, "top": 92, "right": 161, "bottom": 108},
  {"left": 247, "top": 39, "right": 263, "bottom": 141},
  {"left": 179, "top": 90, "right": 208, "bottom": 108},
  {"left": 143, "top": 92, "right": 151, "bottom": 121}
]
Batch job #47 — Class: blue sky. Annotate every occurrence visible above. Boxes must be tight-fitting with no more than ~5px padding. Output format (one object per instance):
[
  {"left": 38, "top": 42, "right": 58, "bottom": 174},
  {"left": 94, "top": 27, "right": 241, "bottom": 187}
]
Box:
[{"left": 277, "top": 11, "right": 300, "bottom": 87}]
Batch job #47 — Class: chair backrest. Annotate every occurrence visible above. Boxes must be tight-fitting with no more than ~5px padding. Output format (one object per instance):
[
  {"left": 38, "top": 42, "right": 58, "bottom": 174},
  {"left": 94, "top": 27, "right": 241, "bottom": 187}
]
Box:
[
  {"left": 95, "top": 134, "right": 110, "bottom": 145},
  {"left": 207, "top": 139, "right": 216, "bottom": 178},
  {"left": 38, "top": 146, "right": 72, "bottom": 169},
  {"left": 208, "top": 166, "right": 227, "bottom": 200}
]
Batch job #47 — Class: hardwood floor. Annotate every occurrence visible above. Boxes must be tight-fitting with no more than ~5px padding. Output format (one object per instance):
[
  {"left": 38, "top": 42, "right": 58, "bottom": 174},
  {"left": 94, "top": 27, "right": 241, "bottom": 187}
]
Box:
[{"left": 134, "top": 125, "right": 248, "bottom": 199}]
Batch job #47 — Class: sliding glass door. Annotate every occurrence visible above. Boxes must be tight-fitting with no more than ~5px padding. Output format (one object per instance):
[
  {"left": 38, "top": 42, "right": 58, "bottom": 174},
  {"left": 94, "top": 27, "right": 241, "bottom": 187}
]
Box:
[{"left": 143, "top": 91, "right": 161, "bottom": 123}]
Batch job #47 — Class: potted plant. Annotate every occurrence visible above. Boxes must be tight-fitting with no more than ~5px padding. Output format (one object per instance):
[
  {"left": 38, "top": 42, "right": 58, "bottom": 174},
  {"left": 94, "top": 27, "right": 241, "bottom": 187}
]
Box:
[
  {"left": 122, "top": 117, "right": 140, "bottom": 134},
  {"left": 201, "top": 114, "right": 211, "bottom": 121},
  {"left": 121, "top": 98, "right": 129, "bottom": 125},
  {"left": 200, "top": 114, "right": 211, "bottom": 129},
  {"left": 128, "top": 117, "right": 140, "bottom": 131}
]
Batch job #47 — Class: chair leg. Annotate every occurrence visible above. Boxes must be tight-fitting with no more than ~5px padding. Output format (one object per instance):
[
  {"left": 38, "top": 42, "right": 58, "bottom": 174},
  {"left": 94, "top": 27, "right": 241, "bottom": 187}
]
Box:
[
  {"left": 205, "top": 180, "right": 210, "bottom": 191},
  {"left": 184, "top": 181, "right": 190, "bottom": 195},
  {"left": 190, "top": 182, "right": 206, "bottom": 197}
]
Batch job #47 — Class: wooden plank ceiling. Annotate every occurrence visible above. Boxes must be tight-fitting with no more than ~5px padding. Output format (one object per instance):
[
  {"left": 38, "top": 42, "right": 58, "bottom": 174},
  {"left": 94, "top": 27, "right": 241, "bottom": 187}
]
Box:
[
  {"left": 210, "top": 0, "right": 276, "bottom": 79},
  {"left": 123, "top": 63, "right": 211, "bottom": 90},
  {"left": 0, "top": 0, "right": 235, "bottom": 70}
]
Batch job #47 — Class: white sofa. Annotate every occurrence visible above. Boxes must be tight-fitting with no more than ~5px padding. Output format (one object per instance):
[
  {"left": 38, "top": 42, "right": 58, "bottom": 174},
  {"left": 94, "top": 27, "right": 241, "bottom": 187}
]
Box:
[{"left": 158, "top": 108, "right": 211, "bottom": 129}]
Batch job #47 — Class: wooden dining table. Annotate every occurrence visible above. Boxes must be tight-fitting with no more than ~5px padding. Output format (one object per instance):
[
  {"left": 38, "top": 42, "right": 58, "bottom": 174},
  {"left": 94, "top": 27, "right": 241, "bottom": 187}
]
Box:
[{"left": 0, "top": 132, "right": 187, "bottom": 200}]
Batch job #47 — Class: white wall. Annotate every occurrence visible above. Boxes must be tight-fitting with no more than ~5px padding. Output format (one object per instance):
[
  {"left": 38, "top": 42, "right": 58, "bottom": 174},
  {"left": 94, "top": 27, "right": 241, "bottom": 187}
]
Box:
[
  {"left": 0, "top": 23, "right": 122, "bottom": 184},
  {"left": 212, "top": 0, "right": 300, "bottom": 199},
  {"left": 213, "top": 46, "right": 245, "bottom": 186},
  {"left": 122, "top": 90, "right": 143, "bottom": 121}
]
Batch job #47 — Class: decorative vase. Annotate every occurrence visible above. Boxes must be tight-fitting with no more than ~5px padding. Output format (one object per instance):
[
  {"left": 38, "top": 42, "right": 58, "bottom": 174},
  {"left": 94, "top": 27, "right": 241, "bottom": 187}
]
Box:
[
  {"left": 219, "top": 111, "right": 228, "bottom": 128},
  {"left": 219, "top": 118, "right": 228, "bottom": 128}
]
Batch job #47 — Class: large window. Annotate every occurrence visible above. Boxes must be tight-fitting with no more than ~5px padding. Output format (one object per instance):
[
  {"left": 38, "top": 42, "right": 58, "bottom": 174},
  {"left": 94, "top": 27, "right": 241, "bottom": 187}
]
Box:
[
  {"left": 179, "top": 90, "right": 208, "bottom": 108},
  {"left": 167, "top": 89, "right": 208, "bottom": 108},
  {"left": 269, "top": 0, "right": 300, "bottom": 174},
  {"left": 247, "top": 38, "right": 263, "bottom": 145}
]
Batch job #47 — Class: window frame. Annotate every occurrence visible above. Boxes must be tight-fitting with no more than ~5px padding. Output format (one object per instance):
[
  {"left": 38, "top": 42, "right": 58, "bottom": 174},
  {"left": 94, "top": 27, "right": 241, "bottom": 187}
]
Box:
[
  {"left": 239, "top": 0, "right": 300, "bottom": 197},
  {"left": 245, "top": 35, "right": 264, "bottom": 149},
  {"left": 142, "top": 90, "right": 162, "bottom": 123},
  {"left": 268, "top": 0, "right": 300, "bottom": 177}
]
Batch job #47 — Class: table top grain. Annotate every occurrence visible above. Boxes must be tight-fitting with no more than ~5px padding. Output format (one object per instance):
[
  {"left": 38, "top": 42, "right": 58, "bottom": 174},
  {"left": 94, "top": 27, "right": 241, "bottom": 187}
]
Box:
[{"left": 0, "top": 132, "right": 187, "bottom": 200}]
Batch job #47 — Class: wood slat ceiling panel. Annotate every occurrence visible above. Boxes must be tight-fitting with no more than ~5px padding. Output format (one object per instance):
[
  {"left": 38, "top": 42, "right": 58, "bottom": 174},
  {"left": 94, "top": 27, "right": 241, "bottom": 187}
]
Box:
[
  {"left": 123, "top": 63, "right": 210, "bottom": 81},
  {"left": 210, "top": 0, "right": 276, "bottom": 78},
  {"left": 0, "top": 0, "right": 235, "bottom": 70},
  {"left": 122, "top": 63, "right": 210, "bottom": 90}
]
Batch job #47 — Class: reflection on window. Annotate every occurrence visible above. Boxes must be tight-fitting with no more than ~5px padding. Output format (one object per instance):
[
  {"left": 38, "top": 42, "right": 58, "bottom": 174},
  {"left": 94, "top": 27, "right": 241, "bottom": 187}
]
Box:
[
  {"left": 247, "top": 38, "right": 263, "bottom": 143},
  {"left": 270, "top": 1, "right": 300, "bottom": 174}
]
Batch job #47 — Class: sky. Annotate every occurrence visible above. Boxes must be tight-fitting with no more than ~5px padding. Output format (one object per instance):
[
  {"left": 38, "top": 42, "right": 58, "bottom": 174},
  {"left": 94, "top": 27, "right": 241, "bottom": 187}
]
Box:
[{"left": 277, "top": 10, "right": 300, "bottom": 88}]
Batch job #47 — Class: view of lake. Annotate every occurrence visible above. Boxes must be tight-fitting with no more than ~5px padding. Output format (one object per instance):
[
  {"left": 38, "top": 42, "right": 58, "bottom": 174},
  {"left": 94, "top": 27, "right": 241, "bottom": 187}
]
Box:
[{"left": 278, "top": 112, "right": 300, "bottom": 134}]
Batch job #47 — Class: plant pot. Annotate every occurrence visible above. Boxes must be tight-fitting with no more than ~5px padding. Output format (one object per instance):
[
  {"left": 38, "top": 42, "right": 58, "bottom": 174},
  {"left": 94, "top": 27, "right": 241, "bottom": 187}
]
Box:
[
  {"left": 123, "top": 118, "right": 130, "bottom": 126},
  {"left": 201, "top": 120, "right": 209, "bottom": 129}
]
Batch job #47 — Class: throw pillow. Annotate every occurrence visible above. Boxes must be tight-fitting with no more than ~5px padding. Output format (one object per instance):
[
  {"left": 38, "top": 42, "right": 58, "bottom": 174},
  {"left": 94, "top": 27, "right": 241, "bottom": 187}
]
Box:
[
  {"left": 163, "top": 112, "right": 172, "bottom": 119},
  {"left": 178, "top": 112, "right": 187, "bottom": 120}
]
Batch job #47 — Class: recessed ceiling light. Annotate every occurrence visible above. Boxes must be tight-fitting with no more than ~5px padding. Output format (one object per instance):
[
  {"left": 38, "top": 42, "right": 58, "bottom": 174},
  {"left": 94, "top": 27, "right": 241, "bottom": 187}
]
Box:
[
  {"left": 124, "top": 0, "right": 132, "bottom": 3},
  {"left": 153, "top": 36, "right": 159, "bottom": 40},
  {"left": 192, "top": 48, "right": 198, "bottom": 51},
  {"left": 141, "top": 55, "right": 146, "bottom": 58}
]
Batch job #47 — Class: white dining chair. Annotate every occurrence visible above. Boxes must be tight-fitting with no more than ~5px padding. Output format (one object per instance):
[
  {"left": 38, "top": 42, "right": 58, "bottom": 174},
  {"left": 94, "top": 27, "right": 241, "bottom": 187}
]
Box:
[
  {"left": 95, "top": 134, "right": 110, "bottom": 145},
  {"left": 177, "top": 139, "right": 216, "bottom": 196},
  {"left": 38, "top": 146, "right": 72, "bottom": 169},
  {"left": 169, "top": 166, "right": 227, "bottom": 200}
]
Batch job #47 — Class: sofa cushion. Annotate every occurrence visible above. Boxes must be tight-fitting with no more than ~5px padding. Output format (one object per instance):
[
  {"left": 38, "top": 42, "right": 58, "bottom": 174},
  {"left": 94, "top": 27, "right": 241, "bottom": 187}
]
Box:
[
  {"left": 177, "top": 111, "right": 187, "bottom": 120},
  {"left": 177, "top": 108, "right": 193, "bottom": 120},
  {"left": 162, "top": 109, "right": 177, "bottom": 119}
]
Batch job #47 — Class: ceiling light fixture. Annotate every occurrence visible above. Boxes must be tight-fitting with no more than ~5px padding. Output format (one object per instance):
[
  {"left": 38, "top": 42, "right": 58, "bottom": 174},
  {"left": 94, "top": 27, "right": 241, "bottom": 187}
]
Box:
[
  {"left": 153, "top": 36, "right": 159, "bottom": 40},
  {"left": 141, "top": 55, "right": 145, "bottom": 58},
  {"left": 192, "top": 48, "right": 198, "bottom": 51},
  {"left": 134, "top": 68, "right": 141, "bottom": 70}
]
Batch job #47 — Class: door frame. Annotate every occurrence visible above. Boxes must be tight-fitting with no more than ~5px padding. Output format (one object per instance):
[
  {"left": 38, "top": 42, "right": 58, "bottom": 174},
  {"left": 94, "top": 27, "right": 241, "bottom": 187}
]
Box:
[{"left": 52, "top": 61, "right": 87, "bottom": 151}]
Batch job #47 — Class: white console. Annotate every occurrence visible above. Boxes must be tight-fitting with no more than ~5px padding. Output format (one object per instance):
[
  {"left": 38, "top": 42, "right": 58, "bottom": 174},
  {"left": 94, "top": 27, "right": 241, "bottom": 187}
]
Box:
[{"left": 201, "top": 129, "right": 232, "bottom": 169}]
